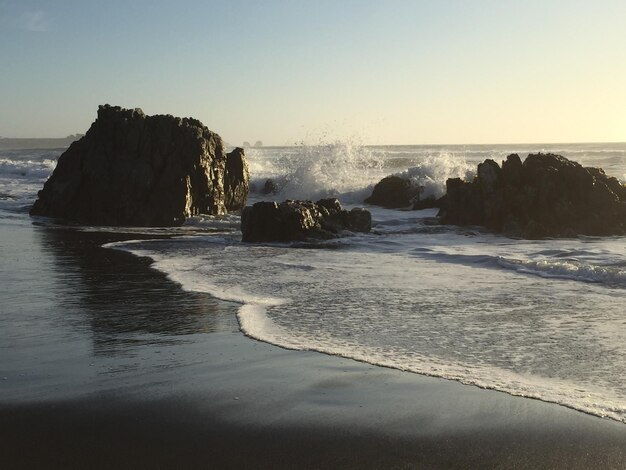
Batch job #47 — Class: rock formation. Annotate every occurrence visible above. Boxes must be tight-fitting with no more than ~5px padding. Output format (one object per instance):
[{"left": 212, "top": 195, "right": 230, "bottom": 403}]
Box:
[
  {"left": 365, "top": 174, "right": 445, "bottom": 210},
  {"left": 223, "top": 147, "right": 250, "bottom": 212},
  {"left": 30, "top": 105, "right": 249, "bottom": 226},
  {"left": 241, "top": 198, "right": 371, "bottom": 242},
  {"left": 364, "top": 175, "right": 422, "bottom": 208},
  {"left": 440, "top": 153, "right": 626, "bottom": 238}
]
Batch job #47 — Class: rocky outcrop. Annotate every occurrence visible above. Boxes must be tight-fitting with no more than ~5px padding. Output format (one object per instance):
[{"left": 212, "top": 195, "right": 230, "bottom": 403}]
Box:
[
  {"left": 365, "top": 174, "right": 444, "bottom": 210},
  {"left": 223, "top": 147, "right": 250, "bottom": 212},
  {"left": 241, "top": 198, "right": 371, "bottom": 242},
  {"left": 440, "top": 153, "right": 626, "bottom": 238},
  {"left": 365, "top": 175, "right": 422, "bottom": 208},
  {"left": 30, "top": 105, "right": 249, "bottom": 226}
]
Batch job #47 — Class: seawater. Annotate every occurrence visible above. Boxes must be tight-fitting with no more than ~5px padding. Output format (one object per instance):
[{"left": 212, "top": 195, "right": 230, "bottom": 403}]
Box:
[{"left": 2, "top": 142, "right": 626, "bottom": 422}]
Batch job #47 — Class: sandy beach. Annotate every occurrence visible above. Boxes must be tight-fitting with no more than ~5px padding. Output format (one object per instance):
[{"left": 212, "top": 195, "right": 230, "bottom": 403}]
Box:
[
  {"left": 1, "top": 221, "right": 625, "bottom": 469},
  {"left": 3, "top": 1, "right": 626, "bottom": 467}
]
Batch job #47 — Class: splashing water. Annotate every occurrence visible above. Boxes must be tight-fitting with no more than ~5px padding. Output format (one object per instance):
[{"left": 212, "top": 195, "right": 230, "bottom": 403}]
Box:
[
  {"left": 247, "top": 139, "right": 387, "bottom": 203},
  {"left": 394, "top": 153, "right": 475, "bottom": 199},
  {"left": 246, "top": 141, "right": 478, "bottom": 204}
]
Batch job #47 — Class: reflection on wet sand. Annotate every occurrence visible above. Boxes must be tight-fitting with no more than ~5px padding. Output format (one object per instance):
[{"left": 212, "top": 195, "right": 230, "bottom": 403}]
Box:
[{"left": 33, "top": 226, "right": 237, "bottom": 355}]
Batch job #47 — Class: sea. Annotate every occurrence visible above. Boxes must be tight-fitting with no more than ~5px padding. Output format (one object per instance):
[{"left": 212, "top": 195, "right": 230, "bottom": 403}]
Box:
[{"left": 1, "top": 142, "right": 625, "bottom": 423}]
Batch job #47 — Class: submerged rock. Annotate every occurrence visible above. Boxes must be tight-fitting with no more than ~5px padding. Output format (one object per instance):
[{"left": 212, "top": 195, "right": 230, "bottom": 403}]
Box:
[
  {"left": 241, "top": 198, "right": 371, "bottom": 242},
  {"left": 262, "top": 178, "right": 279, "bottom": 195},
  {"left": 30, "top": 105, "right": 249, "bottom": 226},
  {"left": 439, "top": 153, "right": 626, "bottom": 238}
]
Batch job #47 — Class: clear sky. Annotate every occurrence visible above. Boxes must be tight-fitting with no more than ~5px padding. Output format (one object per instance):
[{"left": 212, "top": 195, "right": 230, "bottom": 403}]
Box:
[{"left": 1, "top": 0, "right": 625, "bottom": 145}]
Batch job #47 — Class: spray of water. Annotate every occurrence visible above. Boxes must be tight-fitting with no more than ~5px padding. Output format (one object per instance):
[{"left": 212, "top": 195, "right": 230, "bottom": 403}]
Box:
[
  {"left": 247, "top": 142, "right": 477, "bottom": 204},
  {"left": 247, "top": 138, "right": 386, "bottom": 203},
  {"left": 396, "top": 154, "right": 475, "bottom": 199}
]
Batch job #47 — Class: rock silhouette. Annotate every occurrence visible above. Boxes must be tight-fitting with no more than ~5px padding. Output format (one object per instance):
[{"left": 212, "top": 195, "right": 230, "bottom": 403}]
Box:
[
  {"left": 241, "top": 198, "right": 371, "bottom": 242},
  {"left": 440, "top": 153, "right": 626, "bottom": 238},
  {"left": 30, "top": 105, "right": 249, "bottom": 226},
  {"left": 365, "top": 175, "right": 422, "bottom": 208}
]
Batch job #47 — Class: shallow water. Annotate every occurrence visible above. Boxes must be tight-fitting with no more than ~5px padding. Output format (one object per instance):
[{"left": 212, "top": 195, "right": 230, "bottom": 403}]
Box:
[{"left": 2, "top": 142, "right": 626, "bottom": 422}]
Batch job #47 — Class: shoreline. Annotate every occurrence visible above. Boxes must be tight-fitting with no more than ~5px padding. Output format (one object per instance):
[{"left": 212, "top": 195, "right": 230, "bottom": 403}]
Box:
[{"left": 1, "top": 220, "right": 625, "bottom": 468}]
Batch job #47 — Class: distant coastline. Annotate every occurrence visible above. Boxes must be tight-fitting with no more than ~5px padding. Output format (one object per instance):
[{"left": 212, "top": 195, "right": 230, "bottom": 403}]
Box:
[
  {"left": 0, "top": 135, "right": 82, "bottom": 150},
  {"left": 1, "top": 137, "right": 624, "bottom": 151}
]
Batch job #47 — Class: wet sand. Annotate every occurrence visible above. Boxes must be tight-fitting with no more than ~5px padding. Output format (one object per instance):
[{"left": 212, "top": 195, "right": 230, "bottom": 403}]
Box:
[{"left": 1, "top": 220, "right": 625, "bottom": 469}]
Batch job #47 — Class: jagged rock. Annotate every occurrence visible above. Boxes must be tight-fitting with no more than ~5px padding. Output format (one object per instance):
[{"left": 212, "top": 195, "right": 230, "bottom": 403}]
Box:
[
  {"left": 439, "top": 153, "right": 626, "bottom": 238},
  {"left": 30, "top": 105, "right": 249, "bottom": 226},
  {"left": 241, "top": 198, "right": 371, "bottom": 242},
  {"left": 223, "top": 147, "right": 249, "bottom": 211},
  {"left": 365, "top": 175, "right": 422, "bottom": 208}
]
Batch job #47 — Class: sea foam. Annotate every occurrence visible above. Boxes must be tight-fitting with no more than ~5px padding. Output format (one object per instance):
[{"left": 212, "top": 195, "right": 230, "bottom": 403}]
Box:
[
  {"left": 498, "top": 257, "right": 626, "bottom": 286},
  {"left": 14, "top": 142, "right": 626, "bottom": 424},
  {"left": 106, "top": 220, "right": 626, "bottom": 424}
]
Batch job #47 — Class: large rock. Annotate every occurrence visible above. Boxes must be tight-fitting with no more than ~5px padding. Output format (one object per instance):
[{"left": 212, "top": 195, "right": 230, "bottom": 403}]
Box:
[
  {"left": 30, "top": 105, "right": 249, "bottom": 226},
  {"left": 241, "top": 198, "right": 371, "bottom": 242},
  {"left": 440, "top": 153, "right": 626, "bottom": 238},
  {"left": 365, "top": 175, "right": 422, "bottom": 208}
]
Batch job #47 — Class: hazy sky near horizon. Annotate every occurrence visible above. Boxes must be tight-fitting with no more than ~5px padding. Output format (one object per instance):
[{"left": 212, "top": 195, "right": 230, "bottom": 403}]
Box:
[{"left": 1, "top": 0, "right": 625, "bottom": 145}]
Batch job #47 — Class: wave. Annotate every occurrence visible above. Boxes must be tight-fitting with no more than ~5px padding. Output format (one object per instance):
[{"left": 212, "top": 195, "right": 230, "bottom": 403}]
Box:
[
  {"left": 0, "top": 154, "right": 58, "bottom": 211},
  {"left": 104, "top": 237, "right": 626, "bottom": 423},
  {"left": 404, "top": 246, "right": 626, "bottom": 287},
  {"left": 236, "top": 303, "right": 626, "bottom": 423},
  {"left": 247, "top": 142, "right": 476, "bottom": 204},
  {"left": 0, "top": 157, "right": 57, "bottom": 180},
  {"left": 497, "top": 257, "right": 626, "bottom": 286},
  {"left": 393, "top": 154, "right": 475, "bottom": 199},
  {"left": 247, "top": 139, "right": 387, "bottom": 203}
]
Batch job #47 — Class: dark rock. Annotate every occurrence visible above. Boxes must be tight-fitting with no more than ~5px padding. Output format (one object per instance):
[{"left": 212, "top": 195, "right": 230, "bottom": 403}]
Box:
[
  {"left": 365, "top": 175, "right": 422, "bottom": 208},
  {"left": 501, "top": 153, "right": 523, "bottom": 186},
  {"left": 316, "top": 198, "right": 343, "bottom": 213},
  {"left": 412, "top": 195, "right": 446, "bottom": 211},
  {"left": 241, "top": 199, "right": 371, "bottom": 242},
  {"left": 30, "top": 105, "right": 249, "bottom": 226},
  {"left": 262, "top": 179, "right": 279, "bottom": 195},
  {"left": 477, "top": 159, "right": 502, "bottom": 195},
  {"left": 346, "top": 208, "right": 372, "bottom": 233},
  {"left": 223, "top": 147, "right": 249, "bottom": 212},
  {"left": 439, "top": 153, "right": 626, "bottom": 238}
]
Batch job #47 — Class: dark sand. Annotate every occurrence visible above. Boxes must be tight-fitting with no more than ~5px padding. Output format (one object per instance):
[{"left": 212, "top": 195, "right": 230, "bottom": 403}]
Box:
[{"left": 1, "top": 219, "right": 625, "bottom": 469}]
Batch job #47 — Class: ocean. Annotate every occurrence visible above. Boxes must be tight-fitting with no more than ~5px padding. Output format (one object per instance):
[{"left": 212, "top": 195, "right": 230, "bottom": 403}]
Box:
[{"left": 1, "top": 142, "right": 625, "bottom": 423}]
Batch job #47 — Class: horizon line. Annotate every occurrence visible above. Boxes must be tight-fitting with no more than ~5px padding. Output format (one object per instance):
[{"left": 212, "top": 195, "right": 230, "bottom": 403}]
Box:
[{"left": 2, "top": 136, "right": 625, "bottom": 148}]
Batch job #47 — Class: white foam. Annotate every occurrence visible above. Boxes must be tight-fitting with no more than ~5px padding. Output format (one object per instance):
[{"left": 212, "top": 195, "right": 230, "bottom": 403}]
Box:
[
  {"left": 105, "top": 233, "right": 626, "bottom": 424},
  {"left": 247, "top": 140, "right": 387, "bottom": 203},
  {"left": 498, "top": 257, "right": 626, "bottom": 285},
  {"left": 237, "top": 304, "right": 308, "bottom": 350},
  {"left": 395, "top": 153, "right": 475, "bottom": 199},
  {"left": 0, "top": 151, "right": 60, "bottom": 211},
  {"left": 0, "top": 157, "right": 57, "bottom": 180}
]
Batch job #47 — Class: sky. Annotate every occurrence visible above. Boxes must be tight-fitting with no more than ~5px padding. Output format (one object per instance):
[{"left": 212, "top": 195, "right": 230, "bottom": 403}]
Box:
[{"left": 1, "top": 0, "right": 625, "bottom": 145}]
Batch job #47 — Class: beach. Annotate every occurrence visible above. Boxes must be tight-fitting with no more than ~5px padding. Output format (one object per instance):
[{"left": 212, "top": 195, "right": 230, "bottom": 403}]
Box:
[
  {"left": 3, "top": 1, "right": 626, "bottom": 466},
  {"left": 3, "top": 0, "right": 626, "bottom": 466},
  {"left": 1, "top": 219, "right": 625, "bottom": 469}
]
